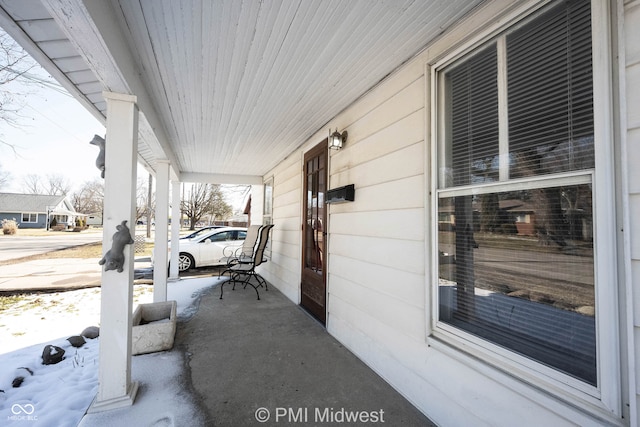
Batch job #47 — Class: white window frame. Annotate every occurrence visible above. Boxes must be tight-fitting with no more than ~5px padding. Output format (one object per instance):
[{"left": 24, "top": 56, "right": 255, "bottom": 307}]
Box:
[
  {"left": 428, "top": 0, "right": 620, "bottom": 418},
  {"left": 263, "top": 176, "right": 273, "bottom": 224},
  {"left": 21, "top": 212, "right": 38, "bottom": 223},
  {"left": 263, "top": 176, "right": 274, "bottom": 258}
]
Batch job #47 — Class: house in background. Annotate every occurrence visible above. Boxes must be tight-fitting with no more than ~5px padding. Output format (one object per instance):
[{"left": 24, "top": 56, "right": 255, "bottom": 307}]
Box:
[
  {"left": 86, "top": 212, "right": 103, "bottom": 227},
  {"left": 0, "top": 192, "right": 81, "bottom": 229},
  {"left": 1, "top": 0, "right": 639, "bottom": 426}
]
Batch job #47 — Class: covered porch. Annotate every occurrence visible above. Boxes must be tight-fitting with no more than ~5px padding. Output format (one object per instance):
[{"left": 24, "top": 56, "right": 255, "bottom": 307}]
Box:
[
  {"left": 6, "top": 1, "right": 635, "bottom": 425},
  {"left": 79, "top": 277, "right": 434, "bottom": 426},
  {"left": 0, "top": 0, "right": 478, "bottom": 417}
]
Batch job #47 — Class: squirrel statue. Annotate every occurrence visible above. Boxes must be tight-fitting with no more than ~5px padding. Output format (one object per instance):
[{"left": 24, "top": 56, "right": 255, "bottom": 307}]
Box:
[{"left": 99, "top": 220, "right": 134, "bottom": 273}]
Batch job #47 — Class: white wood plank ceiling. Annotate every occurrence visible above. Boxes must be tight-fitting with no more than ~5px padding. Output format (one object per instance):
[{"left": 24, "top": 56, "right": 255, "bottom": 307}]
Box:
[{"left": 0, "top": 0, "right": 483, "bottom": 183}]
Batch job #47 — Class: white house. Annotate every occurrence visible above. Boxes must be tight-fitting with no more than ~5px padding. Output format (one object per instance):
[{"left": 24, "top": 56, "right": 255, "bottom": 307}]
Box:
[{"left": 1, "top": 0, "right": 638, "bottom": 425}]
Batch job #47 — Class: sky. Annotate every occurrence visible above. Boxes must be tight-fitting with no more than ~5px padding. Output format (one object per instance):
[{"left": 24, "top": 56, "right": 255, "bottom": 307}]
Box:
[
  {"left": 0, "top": 277, "right": 219, "bottom": 426},
  {"left": 0, "top": 68, "right": 107, "bottom": 195},
  {"left": 0, "top": 73, "right": 250, "bottom": 212}
]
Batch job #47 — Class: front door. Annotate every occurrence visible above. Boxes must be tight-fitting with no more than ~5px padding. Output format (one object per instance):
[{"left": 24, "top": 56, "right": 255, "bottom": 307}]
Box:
[{"left": 301, "top": 141, "right": 327, "bottom": 324}]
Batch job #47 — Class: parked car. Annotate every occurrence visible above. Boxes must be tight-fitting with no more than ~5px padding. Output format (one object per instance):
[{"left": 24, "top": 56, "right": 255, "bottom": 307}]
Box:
[
  {"left": 180, "top": 225, "right": 226, "bottom": 240},
  {"left": 154, "top": 227, "right": 247, "bottom": 272}
]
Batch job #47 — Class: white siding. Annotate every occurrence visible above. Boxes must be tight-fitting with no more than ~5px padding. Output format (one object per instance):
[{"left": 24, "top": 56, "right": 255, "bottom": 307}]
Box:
[
  {"left": 260, "top": 153, "right": 302, "bottom": 303},
  {"left": 261, "top": 0, "right": 638, "bottom": 425},
  {"left": 625, "top": 0, "right": 640, "bottom": 418}
]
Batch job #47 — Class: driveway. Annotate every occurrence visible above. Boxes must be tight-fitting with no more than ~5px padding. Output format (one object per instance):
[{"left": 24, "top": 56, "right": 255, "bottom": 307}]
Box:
[{"left": 0, "top": 230, "right": 103, "bottom": 262}]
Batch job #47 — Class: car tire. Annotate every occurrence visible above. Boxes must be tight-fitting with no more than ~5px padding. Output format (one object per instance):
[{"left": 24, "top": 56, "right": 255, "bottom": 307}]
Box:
[{"left": 178, "top": 253, "right": 195, "bottom": 272}]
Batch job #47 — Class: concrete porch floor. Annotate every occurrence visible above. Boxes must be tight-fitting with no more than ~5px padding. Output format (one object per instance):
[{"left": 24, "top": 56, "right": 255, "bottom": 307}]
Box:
[{"left": 176, "top": 279, "right": 435, "bottom": 426}]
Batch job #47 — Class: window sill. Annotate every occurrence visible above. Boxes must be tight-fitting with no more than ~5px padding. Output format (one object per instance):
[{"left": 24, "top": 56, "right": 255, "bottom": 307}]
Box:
[{"left": 426, "top": 331, "right": 622, "bottom": 425}]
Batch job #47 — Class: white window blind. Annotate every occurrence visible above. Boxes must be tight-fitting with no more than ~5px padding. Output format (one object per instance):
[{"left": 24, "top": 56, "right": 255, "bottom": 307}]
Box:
[
  {"left": 437, "top": 0, "right": 596, "bottom": 386},
  {"left": 507, "top": 0, "right": 594, "bottom": 177},
  {"left": 447, "top": 44, "right": 499, "bottom": 186}
]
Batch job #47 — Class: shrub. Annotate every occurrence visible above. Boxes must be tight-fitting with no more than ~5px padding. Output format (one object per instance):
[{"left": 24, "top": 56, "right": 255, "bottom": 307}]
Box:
[{"left": 2, "top": 218, "right": 18, "bottom": 235}]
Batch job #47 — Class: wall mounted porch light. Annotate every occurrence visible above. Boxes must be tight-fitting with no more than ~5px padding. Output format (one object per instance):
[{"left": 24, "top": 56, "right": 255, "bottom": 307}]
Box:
[{"left": 329, "top": 128, "right": 347, "bottom": 150}]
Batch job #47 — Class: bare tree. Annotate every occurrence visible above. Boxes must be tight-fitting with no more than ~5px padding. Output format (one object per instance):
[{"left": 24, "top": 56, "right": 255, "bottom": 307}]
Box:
[
  {"left": 71, "top": 179, "right": 104, "bottom": 214},
  {"left": 136, "top": 177, "right": 153, "bottom": 223},
  {"left": 223, "top": 184, "right": 251, "bottom": 213},
  {"left": 22, "top": 173, "right": 71, "bottom": 195},
  {"left": 181, "top": 183, "right": 209, "bottom": 230},
  {"left": 21, "top": 173, "right": 42, "bottom": 194},
  {"left": 72, "top": 177, "right": 154, "bottom": 225},
  {"left": 209, "top": 184, "right": 233, "bottom": 223},
  {"left": 46, "top": 173, "right": 71, "bottom": 195},
  {"left": 0, "top": 30, "right": 40, "bottom": 148},
  {"left": 146, "top": 173, "right": 153, "bottom": 237},
  {"left": 0, "top": 163, "right": 11, "bottom": 188},
  {"left": 181, "top": 183, "right": 232, "bottom": 230}
]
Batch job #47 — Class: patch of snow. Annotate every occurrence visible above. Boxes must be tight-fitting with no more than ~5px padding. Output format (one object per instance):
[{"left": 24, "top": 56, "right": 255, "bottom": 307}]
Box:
[{"left": 0, "top": 277, "right": 225, "bottom": 426}]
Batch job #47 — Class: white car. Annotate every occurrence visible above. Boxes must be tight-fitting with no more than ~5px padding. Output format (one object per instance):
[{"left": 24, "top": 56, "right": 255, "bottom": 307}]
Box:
[{"left": 157, "top": 227, "right": 247, "bottom": 272}]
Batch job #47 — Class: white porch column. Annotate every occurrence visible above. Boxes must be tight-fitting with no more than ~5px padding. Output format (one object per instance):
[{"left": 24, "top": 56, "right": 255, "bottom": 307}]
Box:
[
  {"left": 169, "top": 179, "right": 181, "bottom": 280},
  {"left": 251, "top": 184, "right": 265, "bottom": 225},
  {"left": 153, "top": 160, "right": 170, "bottom": 302},
  {"left": 89, "top": 92, "right": 139, "bottom": 412}
]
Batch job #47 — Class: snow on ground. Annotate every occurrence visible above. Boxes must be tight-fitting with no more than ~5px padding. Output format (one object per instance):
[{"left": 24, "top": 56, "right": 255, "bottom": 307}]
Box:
[
  {"left": 0, "top": 286, "right": 153, "bottom": 355},
  {"left": 0, "top": 277, "right": 226, "bottom": 427}
]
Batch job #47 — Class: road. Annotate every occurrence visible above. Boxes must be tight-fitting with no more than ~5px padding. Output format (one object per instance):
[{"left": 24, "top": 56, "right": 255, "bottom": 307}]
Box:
[
  {"left": 439, "top": 236, "right": 595, "bottom": 309},
  {"left": 0, "top": 229, "right": 226, "bottom": 292},
  {"left": 0, "top": 230, "right": 103, "bottom": 262}
]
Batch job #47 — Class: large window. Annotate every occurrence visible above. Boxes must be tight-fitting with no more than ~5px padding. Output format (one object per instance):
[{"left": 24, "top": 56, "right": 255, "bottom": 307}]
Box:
[{"left": 434, "top": 0, "right": 607, "bottom": 391}]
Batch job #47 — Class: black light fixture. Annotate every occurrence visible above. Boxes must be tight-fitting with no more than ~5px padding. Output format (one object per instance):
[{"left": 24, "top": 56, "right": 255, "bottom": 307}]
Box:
[{"left": 329, "top": 128, "right": 347, "bottom": 150}]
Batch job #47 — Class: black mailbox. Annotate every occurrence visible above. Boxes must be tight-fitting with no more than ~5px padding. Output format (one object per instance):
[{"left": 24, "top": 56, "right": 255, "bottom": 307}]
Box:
[{"left": 326, "top": 184, "right": 355, "bottom": 204}]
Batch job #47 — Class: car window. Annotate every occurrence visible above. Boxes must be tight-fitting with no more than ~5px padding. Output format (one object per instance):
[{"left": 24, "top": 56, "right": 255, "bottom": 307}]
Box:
[
  {"left": 236, "top": 231, "right": 246, "bottom": 240},
  {"left": 192, "top": 229, "right": 208, "bottom": 238},
  {"left": 205, "top": 231, "right": 232, "bottom": 242}
]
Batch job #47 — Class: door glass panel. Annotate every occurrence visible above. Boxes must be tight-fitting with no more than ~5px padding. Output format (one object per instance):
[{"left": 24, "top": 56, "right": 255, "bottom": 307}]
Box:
[
  {"left": 305, "top": 161, "right": 322, "bottom": 273},
  {"left": 301, "top": 141, "right": 328, "bottom": 324}
]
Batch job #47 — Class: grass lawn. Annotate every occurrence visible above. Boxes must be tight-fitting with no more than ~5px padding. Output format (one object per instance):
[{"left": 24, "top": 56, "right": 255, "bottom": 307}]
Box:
[{"left": 0, "top": 241, "right": 155, "bottom": 266}]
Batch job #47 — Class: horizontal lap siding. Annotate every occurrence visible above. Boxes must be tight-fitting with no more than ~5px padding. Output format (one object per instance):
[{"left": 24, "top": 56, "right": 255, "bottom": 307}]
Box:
[
  {"left": 329, "top": 255, "right": 423, "bottom": 308},
  {"left": 328, "top": 303, "right": 490, "bottom": 427},
  {"left": 322, "top": 1, "right": 624, "bottom": 424},
  {"left": 330, "top": 234, "right": 424, "bottom": 275},
  {"left": 330, "top": 207, "right": 423, "bottom": 241},
  {"left": 332, "top": 141, "right": 424, "bottom": 190},
  {"left": 262, "top": 154, "right": 301, "bottom": 302},
  {"left": 329, "top": 294, "right": 584, "bottom": 427},
  {"left": 260, "top": 1, "right": 636, "bottom": 425},
  {"left": 329, "top": 268, "right": 424, "bottom": 340},
  {"left": 263, "top": 62, "right": 429, "bottom": 380},
  {"left": 325, "top": 65, "right": 430, "bottom": 412},
  {"left": 625, "top": 0, "right": 640, "bottom": 414}
]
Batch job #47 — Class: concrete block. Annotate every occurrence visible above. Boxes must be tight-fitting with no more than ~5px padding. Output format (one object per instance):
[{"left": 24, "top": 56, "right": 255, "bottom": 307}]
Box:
[{"left": 132, "top": 300, "right": 177, "bottom": 355}]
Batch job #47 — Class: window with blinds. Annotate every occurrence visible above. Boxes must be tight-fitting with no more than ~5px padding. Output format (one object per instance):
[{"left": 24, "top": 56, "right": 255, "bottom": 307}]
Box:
[{"left": 436, "top": 0, "right": 596, "bottom": 385}]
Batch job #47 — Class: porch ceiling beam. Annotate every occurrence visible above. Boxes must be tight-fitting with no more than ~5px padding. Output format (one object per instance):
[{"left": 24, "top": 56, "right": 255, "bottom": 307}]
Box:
[
  {"left": 41, "top": 0, "right": 180, "bottom": 173},
  {"left": 180, "top": 172, "right": 263, "bottom": 186}
]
